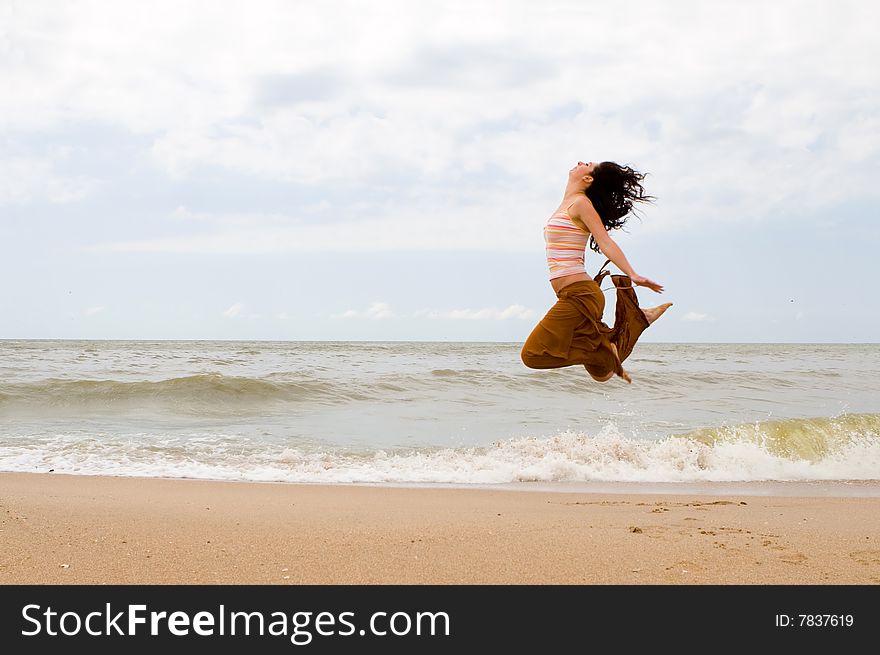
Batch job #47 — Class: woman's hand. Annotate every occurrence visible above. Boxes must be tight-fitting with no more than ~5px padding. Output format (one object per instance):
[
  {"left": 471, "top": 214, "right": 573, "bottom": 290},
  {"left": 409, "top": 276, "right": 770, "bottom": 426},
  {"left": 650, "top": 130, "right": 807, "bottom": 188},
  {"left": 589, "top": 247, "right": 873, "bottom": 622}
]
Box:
[{"left": 631, "top": 274, "right": 664, "bottom": 293}]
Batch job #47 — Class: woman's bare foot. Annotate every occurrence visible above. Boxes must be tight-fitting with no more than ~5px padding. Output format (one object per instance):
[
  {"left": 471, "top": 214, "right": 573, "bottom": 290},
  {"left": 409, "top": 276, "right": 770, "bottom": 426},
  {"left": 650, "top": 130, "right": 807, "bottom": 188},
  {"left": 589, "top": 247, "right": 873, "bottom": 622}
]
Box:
[
  {"left": 585, "top": 343, "right": 631, "bottom": 383},
  {"left": 642, "top": 302, "right": 673, "bottom": 325},
  {"left": 609, "top": 342, "right": 632, "bottom": 384}
]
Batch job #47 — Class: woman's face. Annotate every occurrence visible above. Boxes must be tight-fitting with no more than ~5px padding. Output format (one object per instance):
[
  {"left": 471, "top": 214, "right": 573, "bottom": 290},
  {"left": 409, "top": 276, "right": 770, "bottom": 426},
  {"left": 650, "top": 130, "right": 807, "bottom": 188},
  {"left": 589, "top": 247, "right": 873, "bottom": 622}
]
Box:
[
  {"left": 570, "top": 161, "right": 597, "bottom": 178},
  {"left": 569, "top": 161, "right": 596, "bottom": 177}
]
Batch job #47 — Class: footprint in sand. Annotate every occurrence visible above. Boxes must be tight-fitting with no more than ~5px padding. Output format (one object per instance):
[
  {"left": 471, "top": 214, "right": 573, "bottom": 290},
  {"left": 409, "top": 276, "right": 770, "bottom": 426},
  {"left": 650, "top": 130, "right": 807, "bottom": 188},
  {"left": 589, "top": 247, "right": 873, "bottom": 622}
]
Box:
[
  {"left": 762, "top": 540, "right": 787, "bottom": 551},
  {"left": 849, "top": 550, "right": 880, "bottom": 566},
  {"left": 632, "top": 525, "right": 687, "bottom": 543},
  {"left": 685, "top": 501, "right": 745, "bottom": 507},
  {"left": 779, "top": 553, "right": 808, "bottom": 564}
]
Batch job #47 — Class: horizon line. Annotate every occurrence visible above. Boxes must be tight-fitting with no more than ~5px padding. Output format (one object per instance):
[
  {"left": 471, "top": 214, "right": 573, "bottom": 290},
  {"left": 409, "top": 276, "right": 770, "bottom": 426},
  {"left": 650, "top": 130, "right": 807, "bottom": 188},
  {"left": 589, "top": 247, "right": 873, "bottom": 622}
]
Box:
[{"left": 1, "top": 338, "right": 878, "bottom": 346}]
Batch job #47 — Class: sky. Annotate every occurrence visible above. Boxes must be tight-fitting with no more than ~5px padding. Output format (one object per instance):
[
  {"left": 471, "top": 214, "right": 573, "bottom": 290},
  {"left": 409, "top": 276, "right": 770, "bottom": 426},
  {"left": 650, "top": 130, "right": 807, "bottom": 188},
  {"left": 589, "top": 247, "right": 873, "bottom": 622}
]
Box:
[{"left": 1, "top": 0, "right": 878, "bottom": 342}]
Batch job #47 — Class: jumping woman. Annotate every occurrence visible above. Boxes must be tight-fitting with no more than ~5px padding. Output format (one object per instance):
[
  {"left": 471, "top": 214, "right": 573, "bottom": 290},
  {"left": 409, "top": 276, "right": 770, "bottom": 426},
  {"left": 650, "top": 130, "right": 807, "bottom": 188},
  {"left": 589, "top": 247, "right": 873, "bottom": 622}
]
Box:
[{"left": 520, "top": 161, "right": 672, "bottom": 383}]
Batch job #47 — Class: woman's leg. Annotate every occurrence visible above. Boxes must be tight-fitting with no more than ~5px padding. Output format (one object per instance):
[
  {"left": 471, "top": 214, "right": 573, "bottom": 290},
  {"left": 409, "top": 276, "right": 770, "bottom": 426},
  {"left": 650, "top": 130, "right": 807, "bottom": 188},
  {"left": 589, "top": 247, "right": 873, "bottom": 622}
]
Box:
[
  {"left": 521, "top": 281, "right": 617, "bottom": 373},
  {"left": 520, "top": 296, "right": 587, "bottom": 369},
  {"left": 608, "top": 275, "right": 651, "bottom": 363},
  {"left": 608, "top": 275, "right": 673, "bottom": 363},
  {"left": 521, "top": 272, "right": 669, "bottom": 381}
]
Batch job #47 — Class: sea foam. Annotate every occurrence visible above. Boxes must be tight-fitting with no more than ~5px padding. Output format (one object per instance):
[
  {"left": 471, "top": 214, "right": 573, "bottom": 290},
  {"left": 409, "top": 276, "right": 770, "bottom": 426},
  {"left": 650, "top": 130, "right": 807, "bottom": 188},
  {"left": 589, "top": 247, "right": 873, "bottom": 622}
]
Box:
[{"left": 3, "top": 415, "right": 878, "bottom": 485}]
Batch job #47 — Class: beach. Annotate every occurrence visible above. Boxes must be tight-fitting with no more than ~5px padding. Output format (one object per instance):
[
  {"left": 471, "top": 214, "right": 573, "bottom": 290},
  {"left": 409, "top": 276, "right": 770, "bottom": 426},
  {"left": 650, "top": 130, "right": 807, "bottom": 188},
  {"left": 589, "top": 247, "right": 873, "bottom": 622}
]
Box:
[
  {"left": 2, "top": 472, "right": 879, "bottom": 584},
  {"left": 3, "top": 341, "right": 879, "bottom": 584}
]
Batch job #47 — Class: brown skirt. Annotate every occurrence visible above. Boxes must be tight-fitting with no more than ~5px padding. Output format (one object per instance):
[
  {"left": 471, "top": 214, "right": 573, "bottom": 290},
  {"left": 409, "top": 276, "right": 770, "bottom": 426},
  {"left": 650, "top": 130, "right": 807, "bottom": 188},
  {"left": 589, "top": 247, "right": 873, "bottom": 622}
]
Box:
[{"left": 520, "top": 266, "right": 650, "bottom": 379}]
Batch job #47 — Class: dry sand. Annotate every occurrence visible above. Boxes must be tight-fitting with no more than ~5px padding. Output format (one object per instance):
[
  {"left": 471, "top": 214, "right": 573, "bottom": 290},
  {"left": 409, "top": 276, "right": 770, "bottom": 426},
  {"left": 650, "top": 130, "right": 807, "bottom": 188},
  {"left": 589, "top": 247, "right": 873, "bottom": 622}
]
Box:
[{"left": 2, "top": 472, "right": 879, "bottom": 584}]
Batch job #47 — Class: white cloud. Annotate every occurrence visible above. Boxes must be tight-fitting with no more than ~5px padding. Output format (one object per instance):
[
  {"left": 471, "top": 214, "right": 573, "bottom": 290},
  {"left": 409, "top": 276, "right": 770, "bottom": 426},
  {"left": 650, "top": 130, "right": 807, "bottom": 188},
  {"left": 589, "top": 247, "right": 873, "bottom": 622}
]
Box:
[
  {"left": 335, "top": 303, "right": 534, "bottom": 321},
  {"left": 84, "top": 306, "right": 105, "bottom": 316},
  {"left": 414, "top": 304, "right": 535, "bottom": 320},
  {"left": 222, "top": 303, "right": 245, "bottom": 318},
  {"left": 333, "top": 302, "right": 394, "bottom": 320},
  {"left": 681, "top": 311, "right": 714, "bottom": 322},
  {"left": 88, "top": 197, "right": 542, "bottom": 253},
  {"left": 222, "top": 303, "right": 260, "bottom": 319},
  {"left": 3, "top": 1, "right": 879, "bottom": 344},
  {"left": 5, "top": 0, "right": 879, "bottom": 238},
  {"left": 0, "top": 156, "right": 99, "bottom": 205}
]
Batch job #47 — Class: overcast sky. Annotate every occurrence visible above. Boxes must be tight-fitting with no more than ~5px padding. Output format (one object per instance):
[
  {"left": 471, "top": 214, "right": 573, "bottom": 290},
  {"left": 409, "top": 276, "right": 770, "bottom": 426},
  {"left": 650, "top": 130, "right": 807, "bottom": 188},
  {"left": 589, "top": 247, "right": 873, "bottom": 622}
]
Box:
[{"left": 2, "top": 0, "right": 878, "bottom": 342}]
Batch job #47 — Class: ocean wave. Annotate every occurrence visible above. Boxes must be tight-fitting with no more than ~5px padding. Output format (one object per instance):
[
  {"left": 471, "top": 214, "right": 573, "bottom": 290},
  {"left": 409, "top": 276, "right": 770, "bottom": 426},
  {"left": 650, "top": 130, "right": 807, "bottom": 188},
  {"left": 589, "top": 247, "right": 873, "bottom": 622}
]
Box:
[
  {"left": 0, "top": 374, "right": 370, "bottom": 414},
  {"left": 2, "top": 414, "right": 878, "bottom": 484},
  {"left": 0, "top": 369, "right": 571, "bottom": 415},
  {"left": 682, "top": 413, "right": 880, "bottom": 460}
]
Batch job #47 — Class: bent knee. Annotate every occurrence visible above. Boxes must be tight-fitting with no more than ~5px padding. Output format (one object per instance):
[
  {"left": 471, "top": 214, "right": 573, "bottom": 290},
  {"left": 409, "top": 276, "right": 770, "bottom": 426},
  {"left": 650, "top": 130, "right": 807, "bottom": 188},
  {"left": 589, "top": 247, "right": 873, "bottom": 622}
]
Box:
[
  {"left": 521, "top": 346, "right": 552, "bottom": 369},
  {"left": 520, "top": 350, "right": 538, "bottom": 369},
  {"left": 588, "top": 369, "right": 615, "bottom": 382}
]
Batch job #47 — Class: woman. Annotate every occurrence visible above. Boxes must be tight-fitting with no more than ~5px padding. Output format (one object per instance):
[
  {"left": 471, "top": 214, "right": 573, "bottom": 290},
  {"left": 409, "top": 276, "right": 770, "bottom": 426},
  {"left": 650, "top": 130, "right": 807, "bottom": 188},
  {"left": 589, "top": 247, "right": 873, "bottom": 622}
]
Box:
[{"left": 520, "top": 161, "right": 672, "bottom": 383}]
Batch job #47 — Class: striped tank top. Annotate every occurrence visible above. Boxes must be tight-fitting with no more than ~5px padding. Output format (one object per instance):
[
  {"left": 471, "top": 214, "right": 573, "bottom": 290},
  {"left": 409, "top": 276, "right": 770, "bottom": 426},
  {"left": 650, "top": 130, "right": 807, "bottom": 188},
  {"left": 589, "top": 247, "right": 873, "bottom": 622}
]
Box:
[{"left": 544, "top": 203, "right": 589, "bottom": 280}]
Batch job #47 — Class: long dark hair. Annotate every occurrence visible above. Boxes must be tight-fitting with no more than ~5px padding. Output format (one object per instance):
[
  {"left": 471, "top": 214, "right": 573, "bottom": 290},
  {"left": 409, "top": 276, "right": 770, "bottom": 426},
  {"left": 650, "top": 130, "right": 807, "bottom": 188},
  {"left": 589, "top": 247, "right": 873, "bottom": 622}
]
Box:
[{"left": 584, "top": 162, "right": 654, "bottom": 253}]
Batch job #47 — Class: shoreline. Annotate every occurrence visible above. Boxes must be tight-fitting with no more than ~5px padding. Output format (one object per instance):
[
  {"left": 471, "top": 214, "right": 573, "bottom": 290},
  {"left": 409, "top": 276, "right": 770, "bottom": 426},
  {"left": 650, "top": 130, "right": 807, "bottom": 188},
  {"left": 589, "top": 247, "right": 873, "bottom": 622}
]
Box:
[
  {"left": 6, "top": 471, "right": 880, "bottom": 497},
  {"left": 2, "top": 472, "right": 879, "bottom": 584}
]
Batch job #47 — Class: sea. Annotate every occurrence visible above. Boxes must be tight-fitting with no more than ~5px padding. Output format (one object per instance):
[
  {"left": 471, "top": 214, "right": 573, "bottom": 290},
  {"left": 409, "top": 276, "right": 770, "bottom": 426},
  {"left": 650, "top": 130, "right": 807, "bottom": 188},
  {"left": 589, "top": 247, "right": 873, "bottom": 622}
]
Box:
[{"left": 1, "top": 340, "right": 879, "bottom": 493}]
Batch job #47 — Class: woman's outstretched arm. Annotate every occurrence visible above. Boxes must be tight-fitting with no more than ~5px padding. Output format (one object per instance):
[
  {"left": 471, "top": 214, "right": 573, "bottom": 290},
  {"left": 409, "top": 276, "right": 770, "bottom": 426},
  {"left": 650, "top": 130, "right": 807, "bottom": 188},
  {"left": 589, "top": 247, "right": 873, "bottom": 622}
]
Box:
[{"left": 571, "top": 197, "right": 665, "bottom": 293}]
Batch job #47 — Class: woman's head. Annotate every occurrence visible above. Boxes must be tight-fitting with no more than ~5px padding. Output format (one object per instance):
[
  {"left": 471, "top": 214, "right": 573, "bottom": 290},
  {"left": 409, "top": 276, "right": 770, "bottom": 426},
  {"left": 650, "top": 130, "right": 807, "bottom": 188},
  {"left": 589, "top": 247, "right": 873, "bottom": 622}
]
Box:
[{"left": 580, "top": 161, "right": 654, "bottom": 253}]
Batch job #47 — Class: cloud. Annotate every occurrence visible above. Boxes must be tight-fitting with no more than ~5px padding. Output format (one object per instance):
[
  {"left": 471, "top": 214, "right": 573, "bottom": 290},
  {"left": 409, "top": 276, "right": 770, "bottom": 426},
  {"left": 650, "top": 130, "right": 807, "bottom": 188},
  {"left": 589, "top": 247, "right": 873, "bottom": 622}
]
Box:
[
  {"left": 87, "top": 199, "right": 542, "bottom": 253},
  {"left": 334, "top": 303, "right": 534, "bottom": 321},
  {"left": 3, "top": 1, "right": 878, "bottom": 345},
  {"left": 222, "top": 303, "right": 260, "bottom": 319},
  {"left": 254, "top": 69, "right": 348, "bottom": 107},
  {"left": 414, "top": 304, "right": 535, "bottom": 320},
  {"left": 84, "top": 306, "right": 105, "bottom": 316},
  {"left": 681, "top": 311, "right": 714, "bottom": 322},
  {"left": 222, "top": 303, "right": 245, "bottom": 317},
  {"left": 6, "top": 0, "right": 878, "bottom": 238},
  {"left": 0, "top": 156, "right": 99, "bottom": 205},
  {"left": 383, "top": 41, "right": 554, "bottom": 90},
  {"left": 333, "top": 302, "right": 394, "bottom": 320}
]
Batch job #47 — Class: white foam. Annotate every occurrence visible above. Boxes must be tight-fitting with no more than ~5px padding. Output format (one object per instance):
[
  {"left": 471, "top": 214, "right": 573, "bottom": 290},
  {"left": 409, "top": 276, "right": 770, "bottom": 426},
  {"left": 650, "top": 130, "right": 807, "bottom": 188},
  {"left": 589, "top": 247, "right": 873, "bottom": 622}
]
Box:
[{"left": 2, "top": 423, "right": 879, "bottom": 484}]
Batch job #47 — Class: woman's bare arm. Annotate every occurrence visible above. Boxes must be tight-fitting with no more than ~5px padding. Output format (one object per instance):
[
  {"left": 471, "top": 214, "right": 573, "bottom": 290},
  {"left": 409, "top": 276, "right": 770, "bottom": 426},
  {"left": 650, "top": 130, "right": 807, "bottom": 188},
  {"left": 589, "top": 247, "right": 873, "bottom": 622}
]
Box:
[{"left": 571, "top": 197, "right": 664, "bottom": 293}]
